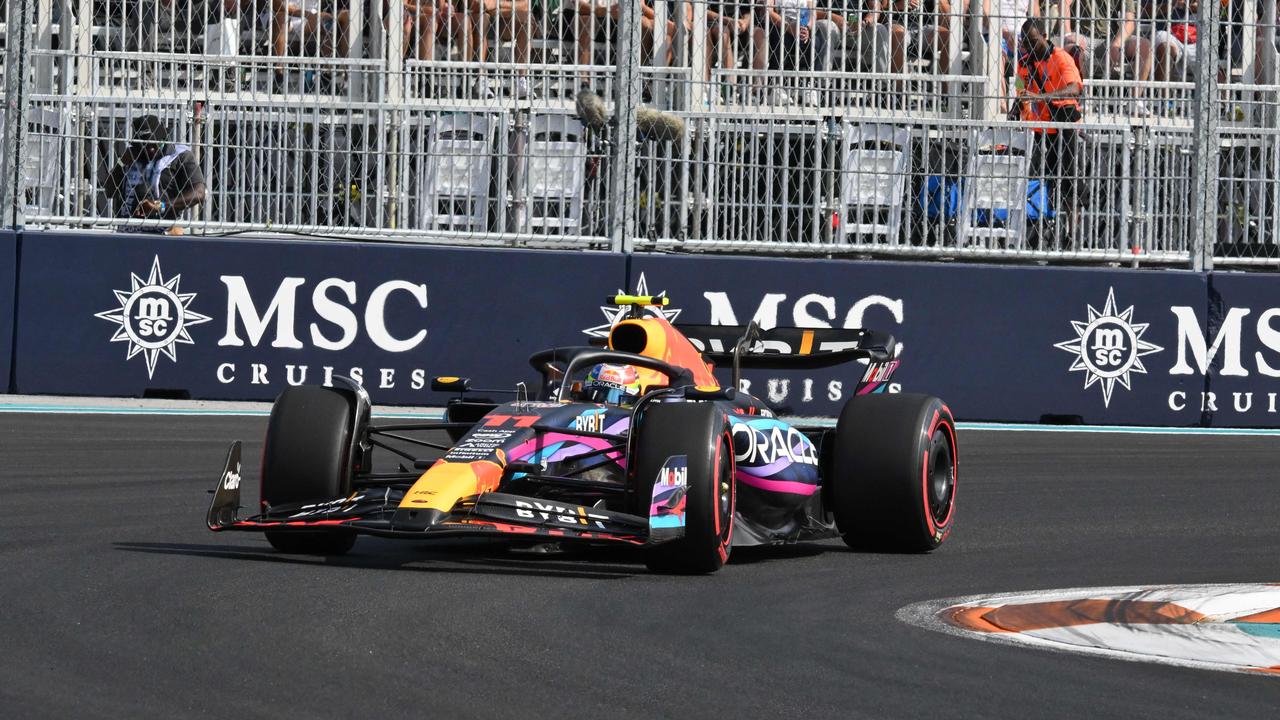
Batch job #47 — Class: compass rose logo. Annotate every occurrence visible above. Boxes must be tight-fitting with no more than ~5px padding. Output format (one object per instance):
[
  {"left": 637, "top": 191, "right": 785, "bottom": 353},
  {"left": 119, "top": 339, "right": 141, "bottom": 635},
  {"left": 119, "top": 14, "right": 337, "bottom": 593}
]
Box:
[
  {"left": 1054, "top": 287, "right": 1164, "bottom": 407},
  {"left": 95, "top": 256, "right": 212, "bottom": 379},
  {"left": 582, "top": 273, "right": 682, "bottom": 339}
]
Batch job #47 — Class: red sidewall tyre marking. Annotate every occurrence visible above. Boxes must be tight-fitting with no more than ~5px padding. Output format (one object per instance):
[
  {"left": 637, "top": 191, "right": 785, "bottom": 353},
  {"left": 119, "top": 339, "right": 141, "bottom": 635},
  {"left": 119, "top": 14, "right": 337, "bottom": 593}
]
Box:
[
  {"left": 921, "top": 408, "right": 958, "bottom": 538},
  {"left": 714, "top": 429, "right": 735, "bottom": 563}
]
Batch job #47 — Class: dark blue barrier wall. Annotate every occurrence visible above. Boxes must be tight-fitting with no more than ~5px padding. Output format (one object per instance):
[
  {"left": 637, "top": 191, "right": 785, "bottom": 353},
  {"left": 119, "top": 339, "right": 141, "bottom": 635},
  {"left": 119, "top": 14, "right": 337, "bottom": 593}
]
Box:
[
  {"left": 14, "top": 232, "right": 625, "bottom": 404},
  {"left": 629, "top": 254, "right": 1212, "bottom": 426},
  {"left": 15, "top": 230, "right": 1280, "bottom": 426},
  {"left": 0, "top": 231, "right": 16, "bottom": 393},
  {"left": 1201, "top": 272, "right": 1280, "bottom": 426}
]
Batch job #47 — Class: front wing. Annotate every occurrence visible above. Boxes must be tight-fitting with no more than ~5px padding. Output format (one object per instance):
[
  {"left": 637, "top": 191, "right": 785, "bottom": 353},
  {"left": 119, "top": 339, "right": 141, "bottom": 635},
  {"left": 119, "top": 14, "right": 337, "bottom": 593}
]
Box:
[{"left": 207, "top": 442, "right": 663, "bottom": 546}]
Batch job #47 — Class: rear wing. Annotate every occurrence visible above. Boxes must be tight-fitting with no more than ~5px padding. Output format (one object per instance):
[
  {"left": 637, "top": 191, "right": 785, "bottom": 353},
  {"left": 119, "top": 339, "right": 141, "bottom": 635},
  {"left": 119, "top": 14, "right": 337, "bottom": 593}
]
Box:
[
  {"left": 676, "top": 322, "right": 898, "bottom": 390},
  {"left": 678, "top": 323, "right": 896, "bottom": 366}
]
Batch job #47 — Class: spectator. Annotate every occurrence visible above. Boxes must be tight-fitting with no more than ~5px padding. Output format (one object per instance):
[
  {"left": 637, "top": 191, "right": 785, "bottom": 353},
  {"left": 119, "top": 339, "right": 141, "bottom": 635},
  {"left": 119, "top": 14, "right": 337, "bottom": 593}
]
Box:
[
  {"left": 569, "top": 1, "right": 677, "bottom": 87},
  {"left": 766, "top": 0, "right": 838, "bottom": 103},
  {"left": 400, "top": 0, "right": 465, "bottom": 61},
  {"left": 818, "top": 0, "right": 895, "bottom": 74},
  {"left": 889, "top": 0, "right": 952, "bottom": 73},
  {"left": 132, "top": 0, "right": 175, "bottom": 54},
  {"left": 468, "top": 0, "right": 534, "bottom": 97},
  {"left": 697, "top": 0, "right": 775, "bottom": 100},
  {"left": 1014, "top": 17, "right": 1083, "bottom": 243},
  {"left": 998, "top": 0, "right": 1039, "bottom": 52},
  {"left": 703, "top": 0, "right": 770, "bottom": 99},
  {"left": 709, "top": 0, "right": 769, "bottom": 79},
  {"left": 875, "top": 0, "right": 957, "bottom": 73},
  {"left": 268, "top": 0, "right": 351, "bottom": 57},
  {"left": 103, "top": 116, "right": 208, "bottom": 235},
  {"left": 1144, "top": 0, "right": 1198, "bottom": 81},
  {"left": 1060, "top": 0, "right": 1153, "bottom": 87},
  {"left": 995, "top": 0, "right": 1039, "bottom": 112}
]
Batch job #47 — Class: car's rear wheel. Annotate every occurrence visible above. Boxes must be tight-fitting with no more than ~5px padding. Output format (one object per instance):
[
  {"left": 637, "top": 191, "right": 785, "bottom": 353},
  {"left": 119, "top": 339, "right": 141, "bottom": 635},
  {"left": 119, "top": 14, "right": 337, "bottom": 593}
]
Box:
[
  {"left": 829, "top": 393, "right": 957, "bottom": 552},
  {"left": 262, "top": 385, "right": 358, "bottom": 555},
  {"left": 633, "top": 402, "right": 735, "bottom": 574}
]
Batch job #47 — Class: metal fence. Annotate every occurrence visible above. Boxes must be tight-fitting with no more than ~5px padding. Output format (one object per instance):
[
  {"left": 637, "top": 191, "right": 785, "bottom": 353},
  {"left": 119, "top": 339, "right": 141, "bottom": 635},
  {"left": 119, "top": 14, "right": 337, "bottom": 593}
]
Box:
[{"left": 0, "top": 0, "right": 1276, "bottom": 267}]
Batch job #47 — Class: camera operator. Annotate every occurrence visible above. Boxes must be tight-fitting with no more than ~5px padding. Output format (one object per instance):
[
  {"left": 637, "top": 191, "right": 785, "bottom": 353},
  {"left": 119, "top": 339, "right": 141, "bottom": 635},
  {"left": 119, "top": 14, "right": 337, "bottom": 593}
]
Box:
[
  {"left": 1011, "top": 18, "right": 1083, "bottom": 245},
  {"left": 103, "top": 115, "right": 207, "bottom": 234}
]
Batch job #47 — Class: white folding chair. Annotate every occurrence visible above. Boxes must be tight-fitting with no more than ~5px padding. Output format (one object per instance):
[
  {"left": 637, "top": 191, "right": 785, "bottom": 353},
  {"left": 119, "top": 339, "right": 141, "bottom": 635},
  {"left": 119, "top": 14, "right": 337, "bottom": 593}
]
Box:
[
  {"left": 521, "top": 114, "right": 586, "bottom": 235},
  {"left": 957, "top": 127, "right": 1032, "bottom": 249},
  {"left": 0, "top": 106, "right": 65, "bottom": 217},
  {"left": 839, "top": 123, "right": 912, "bottom": 245},
  {"left": 422, "top": 113, "right": 498, "bottom": 232}
]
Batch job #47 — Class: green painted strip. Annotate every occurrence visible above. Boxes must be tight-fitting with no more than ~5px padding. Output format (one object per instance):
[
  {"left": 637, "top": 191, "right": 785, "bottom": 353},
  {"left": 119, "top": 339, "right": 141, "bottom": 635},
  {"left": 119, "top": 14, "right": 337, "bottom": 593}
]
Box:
[{"left": 1231, "top": 622, "right": 1280, "bottom": 640}]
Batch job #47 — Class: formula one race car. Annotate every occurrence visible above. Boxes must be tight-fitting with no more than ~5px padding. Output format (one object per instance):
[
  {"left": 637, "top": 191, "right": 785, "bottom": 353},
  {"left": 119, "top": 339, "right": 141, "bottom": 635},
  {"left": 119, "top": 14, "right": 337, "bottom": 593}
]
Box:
[{"left": 207, "top": 295, "right": 957, "bottom": 573}]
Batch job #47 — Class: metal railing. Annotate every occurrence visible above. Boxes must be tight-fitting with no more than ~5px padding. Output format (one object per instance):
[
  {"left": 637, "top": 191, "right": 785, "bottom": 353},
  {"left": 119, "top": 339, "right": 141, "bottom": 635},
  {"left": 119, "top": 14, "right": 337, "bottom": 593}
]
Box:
[{"left": 0, "top": 0, "right": 1277, "bottom": 268}]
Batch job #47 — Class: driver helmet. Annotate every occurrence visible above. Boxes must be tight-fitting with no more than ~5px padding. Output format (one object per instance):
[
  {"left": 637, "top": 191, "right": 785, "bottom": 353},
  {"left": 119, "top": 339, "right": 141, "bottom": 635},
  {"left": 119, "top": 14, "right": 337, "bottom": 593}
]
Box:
[{"left": 581, "top": 363, "right": 644, "bottom": 405}]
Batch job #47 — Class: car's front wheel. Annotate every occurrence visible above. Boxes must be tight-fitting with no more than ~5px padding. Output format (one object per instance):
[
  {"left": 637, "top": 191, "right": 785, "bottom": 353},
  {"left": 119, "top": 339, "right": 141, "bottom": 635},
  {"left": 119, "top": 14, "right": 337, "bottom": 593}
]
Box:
[
  {"left": 261, "top": 385, "right": 359, "bottom": 555},
  {"left": 633, "top": 402, "right": 735, "bottom": 573}
]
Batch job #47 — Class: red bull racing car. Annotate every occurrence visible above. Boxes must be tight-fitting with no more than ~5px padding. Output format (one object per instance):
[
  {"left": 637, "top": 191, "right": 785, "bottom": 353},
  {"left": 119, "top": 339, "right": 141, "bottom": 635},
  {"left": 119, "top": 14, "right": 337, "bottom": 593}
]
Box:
[{"left": 207, "top": 295, "right": 957, "bottom": 573}]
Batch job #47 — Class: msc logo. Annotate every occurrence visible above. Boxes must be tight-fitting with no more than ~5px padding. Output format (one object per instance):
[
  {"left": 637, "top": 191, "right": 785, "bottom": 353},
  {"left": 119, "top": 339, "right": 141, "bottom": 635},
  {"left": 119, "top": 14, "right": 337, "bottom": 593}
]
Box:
[
  {"left": 1088, "top": 323, "right": 1132, "bottom": 371},
  {"left": 1055, "top": 288, "right": 1164, "bottom": 407},
  {"left": 95, "top": 256, "right": 212, "bottom": 378}
]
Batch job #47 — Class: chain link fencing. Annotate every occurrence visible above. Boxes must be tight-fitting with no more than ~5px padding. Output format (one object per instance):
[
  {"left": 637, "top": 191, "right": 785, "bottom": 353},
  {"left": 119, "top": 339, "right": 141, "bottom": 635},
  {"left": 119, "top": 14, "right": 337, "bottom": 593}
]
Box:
[{"left": 0, "top": 0, "right": 1276, "bottom": 266}]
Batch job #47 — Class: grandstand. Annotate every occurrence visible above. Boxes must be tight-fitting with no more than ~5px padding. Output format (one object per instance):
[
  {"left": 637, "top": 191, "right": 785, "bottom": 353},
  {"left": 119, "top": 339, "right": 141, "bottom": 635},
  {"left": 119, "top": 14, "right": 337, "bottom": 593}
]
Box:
[{"left": 0, "top": 0, "right": 1277, "bottom": 264}]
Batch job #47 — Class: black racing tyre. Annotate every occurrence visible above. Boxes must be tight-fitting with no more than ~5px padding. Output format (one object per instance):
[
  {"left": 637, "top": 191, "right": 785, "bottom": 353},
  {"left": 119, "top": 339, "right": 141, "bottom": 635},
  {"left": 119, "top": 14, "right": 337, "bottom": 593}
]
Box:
[
  {"left": 262, "top": 386, "right": 358, "bottom": 555},
  {"left": 830, "top": 393, "right": 957, "bottom": 552},
  {"left": 633, "top": 402, "right": 735, "bottom": 574}
]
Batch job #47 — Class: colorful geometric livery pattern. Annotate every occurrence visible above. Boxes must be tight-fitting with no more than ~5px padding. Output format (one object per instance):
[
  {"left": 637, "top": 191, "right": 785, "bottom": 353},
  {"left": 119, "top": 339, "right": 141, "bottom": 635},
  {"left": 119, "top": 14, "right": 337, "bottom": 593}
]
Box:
[
  {"left": 727, "top": 416, "right": 820, "bottom": 496},
  {"left": 649, "top": 455, "right": 689, "bottom": 530},
  {"left": 508, "top": 407, "right": 631, "bottom": 467}
]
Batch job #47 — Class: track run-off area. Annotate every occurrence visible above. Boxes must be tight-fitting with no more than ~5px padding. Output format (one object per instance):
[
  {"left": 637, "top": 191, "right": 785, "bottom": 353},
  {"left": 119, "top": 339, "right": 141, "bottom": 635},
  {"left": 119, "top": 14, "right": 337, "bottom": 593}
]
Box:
[{"left": 2, "top": 399, "right": 1278, "bottom": 718}]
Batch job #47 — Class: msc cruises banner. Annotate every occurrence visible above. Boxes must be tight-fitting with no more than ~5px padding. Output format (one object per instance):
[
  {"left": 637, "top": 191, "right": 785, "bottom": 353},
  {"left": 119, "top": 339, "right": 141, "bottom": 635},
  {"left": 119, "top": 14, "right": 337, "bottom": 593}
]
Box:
[
  {"left": 13, "top": 232, "right": 625, "bottom": 404},
  {"left": 15, "top": 230, "right": 1280, "bottom": 426},
  {"left": 628, "top": 253, "right": 1218, "bottom": 426}
]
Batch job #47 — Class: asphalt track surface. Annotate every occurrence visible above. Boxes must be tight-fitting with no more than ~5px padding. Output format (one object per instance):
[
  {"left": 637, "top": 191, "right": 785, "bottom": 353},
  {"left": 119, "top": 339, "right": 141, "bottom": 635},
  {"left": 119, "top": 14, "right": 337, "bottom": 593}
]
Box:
[{"left": 3, "top": 413, "right": 1279, "bottom": 719}]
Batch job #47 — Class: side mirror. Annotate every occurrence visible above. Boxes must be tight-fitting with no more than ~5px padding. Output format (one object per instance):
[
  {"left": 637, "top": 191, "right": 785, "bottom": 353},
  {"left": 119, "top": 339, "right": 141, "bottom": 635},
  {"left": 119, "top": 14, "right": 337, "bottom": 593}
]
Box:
[
  {"left": 685, "top": 385, "right": 735, "bottom": 401},
  {"left": 431, "top": 376, "right": 471, "bottom": 392}
]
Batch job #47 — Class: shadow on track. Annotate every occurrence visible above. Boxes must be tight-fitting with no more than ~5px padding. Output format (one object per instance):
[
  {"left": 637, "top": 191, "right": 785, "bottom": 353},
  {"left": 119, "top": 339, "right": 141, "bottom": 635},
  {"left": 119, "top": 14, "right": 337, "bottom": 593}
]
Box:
[
  {"left": 113, "top": 540, "right": 645, "bottom": 581},
  {"left": 115, "top": 539, "right": 845, "bottom": 577},
  {"left": 728, "top": 543, "right": 841, "bottom": 564}
]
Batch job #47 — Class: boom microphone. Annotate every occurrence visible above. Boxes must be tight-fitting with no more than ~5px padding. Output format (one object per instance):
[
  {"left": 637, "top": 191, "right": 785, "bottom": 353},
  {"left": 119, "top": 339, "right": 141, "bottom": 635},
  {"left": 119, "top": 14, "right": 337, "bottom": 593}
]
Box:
[
  {"left": 575, "top": 86, "right": 685, "bottom": 143},
  {"left": 636, "top": 106, "right": 685, "bottom": 143},
  {"left": 575, "top": 87, "right": 610, "bottom": 131}
]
